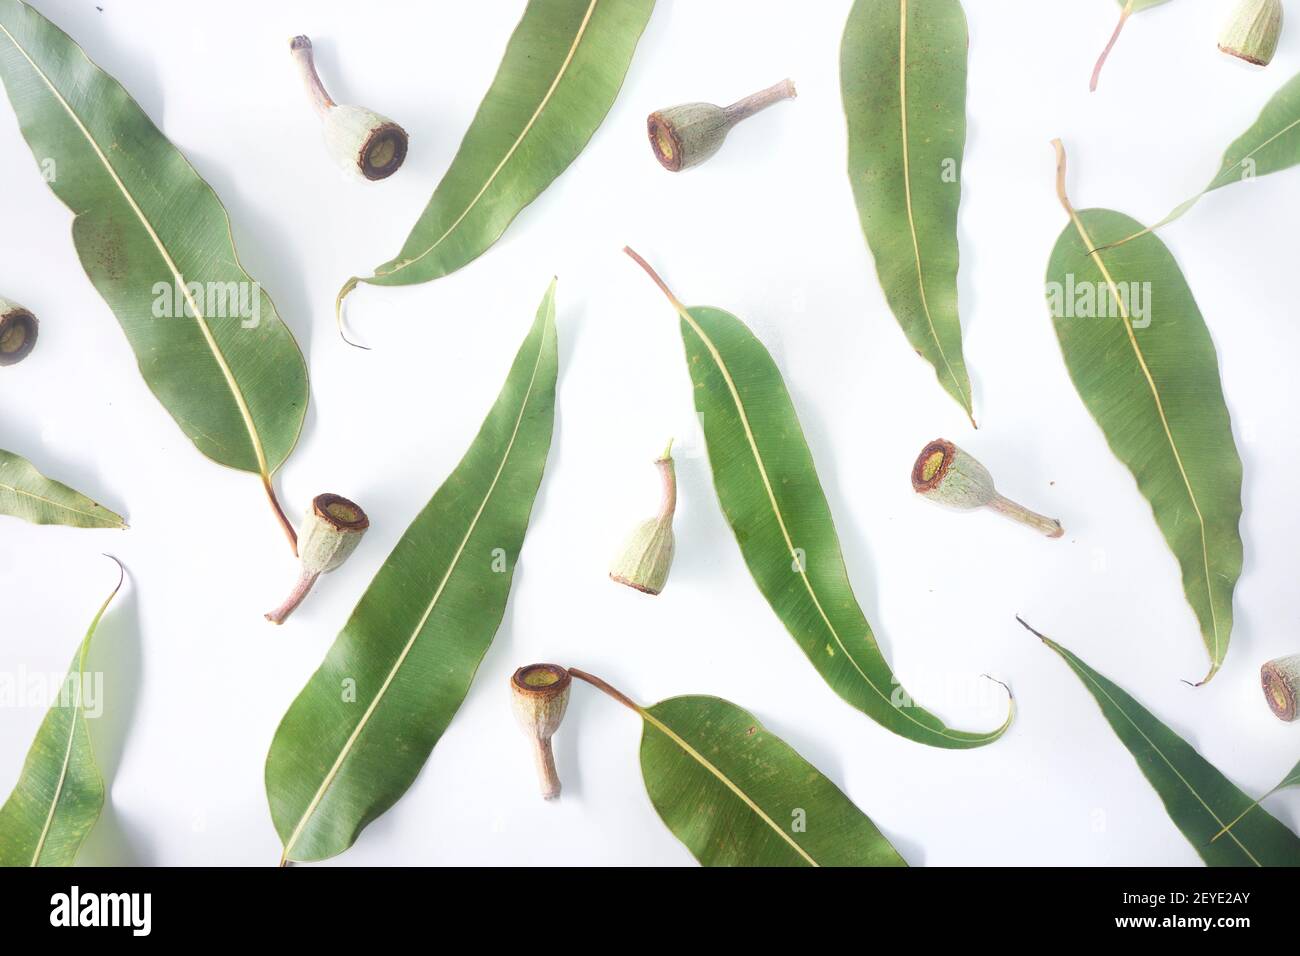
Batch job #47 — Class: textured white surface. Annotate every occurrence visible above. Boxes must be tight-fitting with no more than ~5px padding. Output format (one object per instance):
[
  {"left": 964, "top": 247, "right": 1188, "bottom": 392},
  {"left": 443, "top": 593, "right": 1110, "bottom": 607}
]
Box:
[{"left": 1, "top": 0, "right": 1297, "bottom": 866}]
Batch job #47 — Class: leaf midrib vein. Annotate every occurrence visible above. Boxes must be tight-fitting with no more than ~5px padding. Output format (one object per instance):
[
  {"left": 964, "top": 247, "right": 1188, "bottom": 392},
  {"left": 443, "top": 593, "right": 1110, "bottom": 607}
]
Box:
[
  {"left": 896, "top": 0, "right": 967, "bottom": 410},
  {"left": 639, "top": 707, "right": 818, "bottom": 866},
  {"left": 0, "top": 478, "right": 115, "bottom": 526},
  {"left": 1211, "top": 115, "right": 1300, "bottom": 190},
  {"left": 30, "top": 582, "right": 116, "bottom": 866}
]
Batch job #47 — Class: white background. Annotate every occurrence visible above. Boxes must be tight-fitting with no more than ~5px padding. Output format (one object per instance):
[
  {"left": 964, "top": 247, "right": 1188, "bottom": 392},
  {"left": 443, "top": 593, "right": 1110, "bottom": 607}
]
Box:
[{"left": 1, "top": 0, "right": 1298, "bottom": 867}]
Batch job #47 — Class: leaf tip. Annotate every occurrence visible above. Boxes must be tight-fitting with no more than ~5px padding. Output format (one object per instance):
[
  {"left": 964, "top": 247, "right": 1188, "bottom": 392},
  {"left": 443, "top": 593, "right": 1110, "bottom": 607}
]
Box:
[
  {"left": 101, "top": 553, "right": 126, "bottom": 592},
  {"left": 1015, "top": 615, "right": 1052, "bottom": 647},
  {"left": 335, "top": 277, "right": 370, "bottom": 350},
  {"left": 981, "top": 673, "right": 1013, "bottom": 702}
]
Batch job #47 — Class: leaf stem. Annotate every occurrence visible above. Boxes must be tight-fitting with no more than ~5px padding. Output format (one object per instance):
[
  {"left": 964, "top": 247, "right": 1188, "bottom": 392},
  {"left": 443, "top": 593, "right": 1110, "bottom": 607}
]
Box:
[
  {"left": 568, "top": 667, "right": 642, "bottom": 714},
  {"left": 1016, "top": 615, "right": 1054, "bottom": 647},
  {"left": 1090, "top": 0, "right": 1134, "bottom": 92},
  {"left": 263, "top": 475, "right": 299, "bottom": 555},
  {"left": 623, "top": 246, "right": 686, "bottom": 313}
]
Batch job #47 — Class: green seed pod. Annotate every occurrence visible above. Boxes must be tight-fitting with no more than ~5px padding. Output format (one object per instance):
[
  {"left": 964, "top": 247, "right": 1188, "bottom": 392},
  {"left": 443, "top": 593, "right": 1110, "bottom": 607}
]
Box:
[
  {"left": 510, "top": 663, "right": 572, "bottom": 800},
  {"left": 912, "top": 438, "right": 1064, "bottom": 538},
  {"left": 648, "top": 78, "right": 796, "bottom": 172},
  {"left": 266, "top": 493, "right": 369, "bottom": 625},
  {"left": 609, "top": 443, "right": 677, "bottom": 594},
  {"left": 0, "top": 296, "right": 38, "bottom": 366},
  {"left": 1219, "top": 0, "right": 1284, "bottom": 66},
  {"left": 290, "top": 35, "right": 408, "bottom": 181},
  {"left": 1261, "top": 654, "right": 1299, "bottom": 722}
]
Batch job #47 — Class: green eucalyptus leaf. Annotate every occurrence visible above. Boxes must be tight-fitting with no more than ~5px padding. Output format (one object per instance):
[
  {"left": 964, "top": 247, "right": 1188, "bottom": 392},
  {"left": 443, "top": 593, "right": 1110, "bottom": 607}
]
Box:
[
  {"left": 266, "top": 284, "right": 559, "bottom": 863},
  {"left": 638, "top": 695, "right": 907, "bottom": 867},
  {"left": 1206, "top": 71, "right": 1300, "bottom": 190},
  {"left": 0, "top": 561, "right": 123, "bottom": 867},
  {"left": 841, "top": 0, "right": 974, "bottom": 423},
  {"left": 0, "top": 448, "right": 125, "bottom": 529},
  {"left": 0, "top": 0, "right": 307, "bottom": 541},
  {"left": 626, "top": 250, "right": 1011, "bottom": 750},
  {"left": 1046, "top": 145, "right": 1242, "bottom": 683},
  {"left": 1139, "top": 70, "right": 1300, "bottom": 237},
  {"left": 337, "top": 0, "right": 654, "bottom": 330},
  {"left": 1021, "top": 619, "right": 1300, "bottom": 867},
  {"left": 1212, "top": 757, "right": 1300, "bottom": 842}
]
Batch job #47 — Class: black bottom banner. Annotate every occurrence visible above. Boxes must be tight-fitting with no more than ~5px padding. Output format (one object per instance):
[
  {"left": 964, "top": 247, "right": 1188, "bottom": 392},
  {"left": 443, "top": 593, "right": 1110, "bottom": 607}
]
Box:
[{"left": 0, "top": 865, "right": 1284, "bottom": 941}]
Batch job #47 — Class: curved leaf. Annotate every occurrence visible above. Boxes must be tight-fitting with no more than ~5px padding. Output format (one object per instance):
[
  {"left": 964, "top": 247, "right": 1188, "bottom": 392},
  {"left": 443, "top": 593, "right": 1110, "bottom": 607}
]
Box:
[
  {"left": 266, "top": 284, "right": 558, "bottom": 863},
  {"left": 0, "top": 561, "right": 123, "bottom": 867},
  {"left": 626, "top": 250, "right": 1011, "bottom": 749},
  {"left": 337, "top": 0, "right": 654, "bottom": 323},
  {"left": 0, "top": 448, "right": 125, "bottom": 529},
  {"left": 1212, "top": 757, "right": 1300, "bottom": 842},
  {"left": 0, "top": 0, "right": 307, "bottom": 541},
  {"left": 1046, "top": 143, "right": 1243, "bottom": 683},
  {"left": 639, "top": 695, "right": 907, "bottom": 867},
  {"left": 841, "top": 0, "right": 973, "bottom": 423},
  {"left": 1021, "top": 618, "right": 1300, "bottom": 867}
]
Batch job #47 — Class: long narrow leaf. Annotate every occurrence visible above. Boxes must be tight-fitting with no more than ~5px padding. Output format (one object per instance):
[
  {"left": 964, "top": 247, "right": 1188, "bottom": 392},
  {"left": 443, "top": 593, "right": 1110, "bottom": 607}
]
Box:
[
  {"left": 336, "top": 0, "right": 654, "bottom": 333},
  {"left": 841, "top": 0, "right": 974, "bottom": 423},
  {"left": 1046, "top": 142, "right": 1242, "bottom": 683},
  {"left": 266, "top": 284, "right": 559, "bottom": 863},
  {"left": 0, "top": 0, "right": 307, "bottom": 544},
  {"left": 0, "top": 448, "right": 125, "bottom": 529},
  {"left": 627, "top": 249, "right": 1011, "bottom": 749},
  {"left": 0, "top": 560, "right": 123, "bottom": 866},
  {"left": 1020, "top": 618, "right": 1300, "bottom": 867}
]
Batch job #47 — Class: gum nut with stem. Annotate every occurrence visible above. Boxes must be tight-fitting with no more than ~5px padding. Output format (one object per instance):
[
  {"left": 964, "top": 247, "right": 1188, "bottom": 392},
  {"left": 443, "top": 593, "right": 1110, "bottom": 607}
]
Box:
[
  {"left": 609, "top": 441, "right": 677, "bottom": 594},
  {"left": 911, "top": 438, "right": 1064, "bottom": 538},
  {"left": 289, "top": 35, "right": 408, "bottom": 180},
  {"left": 265, "top": 493, "right": 369, "bottom": 625},
  {"left": 510, "top": 664, "right": 571, "bottom": 800},
  {"left": 647, "top": 78, "right": 796, "bottom": 172},
  {"left": 0, "top": 296, "right": 38, "bottom": 366},
  {"left": 1261, "top": 654, "right": 1300, "bottom": 722},
  {"left": 1220, "top": 0, "right": 1284, "bottom": 66}
]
